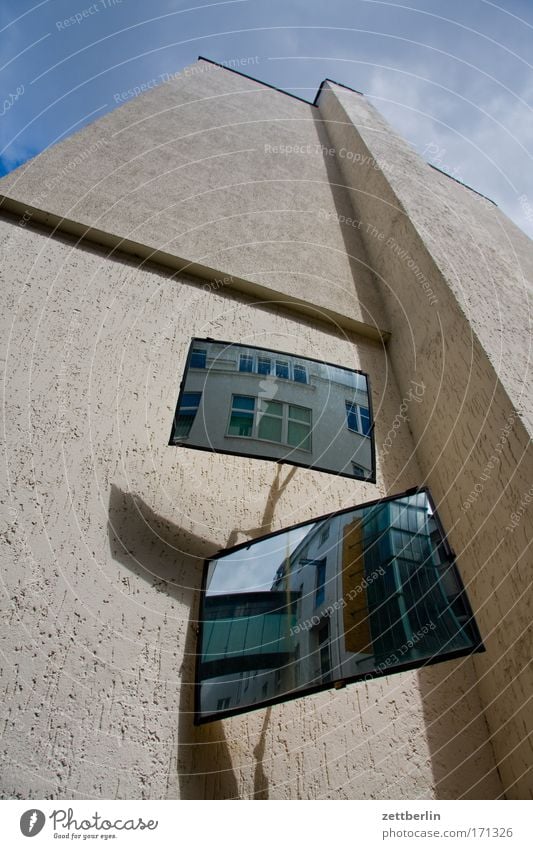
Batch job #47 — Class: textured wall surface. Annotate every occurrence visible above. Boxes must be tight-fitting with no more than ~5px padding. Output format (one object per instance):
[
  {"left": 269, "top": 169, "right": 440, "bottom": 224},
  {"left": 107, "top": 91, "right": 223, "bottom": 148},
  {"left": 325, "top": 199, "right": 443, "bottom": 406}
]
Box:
[
  {"left": 318, "top": 82, "right": 533, "bottom": 433},
  {"left": 0, "top": 60, "right": 384, "bottom": 333},
  {"left": 317, "top": 83, "right": 533, "bottom": 798},
  {"left": 0, "top": 216, "right": 501, "bottom": 799}
]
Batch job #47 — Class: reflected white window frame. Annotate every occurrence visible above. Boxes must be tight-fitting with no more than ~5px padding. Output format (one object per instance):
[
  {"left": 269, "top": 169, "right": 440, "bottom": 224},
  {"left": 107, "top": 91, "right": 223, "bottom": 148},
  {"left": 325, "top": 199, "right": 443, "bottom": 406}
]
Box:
[
  {"left": 226, "top": 394, "right": 312, "bottom": 452},
  {"left": 237, "top": 351, "right": 308, "bottom": 383},
  {"left": 173, "top": 391, "right": 202, "bottom": 438},
  {"left": 190, "top": 347, "right": 207, "bottom": 369},
  {"left": 345, "top": 400, "right": 371, "bottom": 436},
  {"left": 227, "top": 395, "right": 256, "bottom": 437}
]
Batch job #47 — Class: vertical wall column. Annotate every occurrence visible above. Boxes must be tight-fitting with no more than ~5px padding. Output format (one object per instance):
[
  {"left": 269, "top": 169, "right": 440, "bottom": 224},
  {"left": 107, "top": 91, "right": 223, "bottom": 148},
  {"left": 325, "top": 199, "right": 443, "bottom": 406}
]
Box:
[{"left": 317, "top": 82, "right": 533, "bottom": 798}]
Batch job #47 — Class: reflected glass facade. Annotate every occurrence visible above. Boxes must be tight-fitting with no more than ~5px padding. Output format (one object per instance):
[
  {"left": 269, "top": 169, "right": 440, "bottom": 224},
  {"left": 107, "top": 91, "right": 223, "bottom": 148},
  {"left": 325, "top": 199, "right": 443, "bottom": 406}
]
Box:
[{"left": 195, "top": 489, "right": 483, "bottom": 723}]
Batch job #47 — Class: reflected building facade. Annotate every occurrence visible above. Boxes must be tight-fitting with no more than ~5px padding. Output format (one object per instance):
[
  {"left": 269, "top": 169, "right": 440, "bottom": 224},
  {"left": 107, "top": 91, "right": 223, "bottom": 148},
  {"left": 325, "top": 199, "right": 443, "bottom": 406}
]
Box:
[
  {"left": 197, "top": 491, "right": 482, "bottom": 722},
  {"left": 170, "top": 339, "right": 374, "bottom": 479}
]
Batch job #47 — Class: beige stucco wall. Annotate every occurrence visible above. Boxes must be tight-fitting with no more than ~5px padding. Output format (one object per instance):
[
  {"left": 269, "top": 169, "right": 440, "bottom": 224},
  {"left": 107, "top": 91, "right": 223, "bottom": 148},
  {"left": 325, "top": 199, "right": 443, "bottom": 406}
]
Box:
[
  {"left": 0, "top": 60, "right": 385, "bottom": 336},
  {"left": 0, "top": 215, "right": 500, "bottom": 799},
  {"left": 317, "top": 82, "right": 533, "bottom": 798}
]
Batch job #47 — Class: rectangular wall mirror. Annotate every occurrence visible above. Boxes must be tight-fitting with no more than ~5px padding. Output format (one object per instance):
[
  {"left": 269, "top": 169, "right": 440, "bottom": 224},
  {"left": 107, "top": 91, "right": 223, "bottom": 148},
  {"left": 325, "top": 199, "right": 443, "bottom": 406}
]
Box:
[
  {"left": 195, "top": 488, "right": 483, "bottom": 723},
  {"left": 169, "top": 338, "right": 375, "bottom": 481}
]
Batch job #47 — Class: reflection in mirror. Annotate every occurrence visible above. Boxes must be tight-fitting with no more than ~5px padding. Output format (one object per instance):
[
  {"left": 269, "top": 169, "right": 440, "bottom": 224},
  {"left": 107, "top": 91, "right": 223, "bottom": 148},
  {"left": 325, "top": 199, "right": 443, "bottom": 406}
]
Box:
[
  {"left": 195, "top": 490, "right": 483, "bottom": 723},
  {"left": 169, "top": 339, "right": 375, "bottom": 480}
]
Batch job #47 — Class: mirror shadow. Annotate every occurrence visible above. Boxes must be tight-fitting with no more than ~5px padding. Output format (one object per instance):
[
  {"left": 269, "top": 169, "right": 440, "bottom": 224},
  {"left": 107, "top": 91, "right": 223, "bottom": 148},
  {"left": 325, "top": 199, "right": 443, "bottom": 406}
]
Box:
[{"left": 107, "top": 484, "right": 239, "bottom": 799}]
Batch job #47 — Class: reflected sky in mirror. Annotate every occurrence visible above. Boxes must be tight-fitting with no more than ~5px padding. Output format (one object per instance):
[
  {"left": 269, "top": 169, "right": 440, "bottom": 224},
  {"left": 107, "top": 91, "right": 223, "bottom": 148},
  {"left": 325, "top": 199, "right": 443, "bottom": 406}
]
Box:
[{"left": 207, "top": 525, "right": 315, "bottom": 595}]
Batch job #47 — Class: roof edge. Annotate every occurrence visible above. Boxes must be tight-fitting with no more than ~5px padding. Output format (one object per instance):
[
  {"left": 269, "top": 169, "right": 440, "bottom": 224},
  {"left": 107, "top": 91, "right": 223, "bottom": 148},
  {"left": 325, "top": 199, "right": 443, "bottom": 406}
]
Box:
[
  {"left": 197, "top": 57, "right": 368, "bottom": 107},
  {"left": 313, "top": 79, "right": 365, "bottom": 105},
  {"left": 196, "top": 59, "right": 496, "bottom": 205},
  {"left": 197, "top": 56, "right": 317, "bottom": 106}
]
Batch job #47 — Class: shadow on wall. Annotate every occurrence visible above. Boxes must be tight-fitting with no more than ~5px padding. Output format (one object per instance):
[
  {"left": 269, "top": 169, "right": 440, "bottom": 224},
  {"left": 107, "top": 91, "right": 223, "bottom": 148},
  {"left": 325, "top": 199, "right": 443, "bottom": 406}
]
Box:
[
  {"left": 191, "top": 466, "right": 299, "bottom": 798},
  {"left": 226, "top": 464, "right": 298, "bottom": 549},
  {"left": 417, "top": 661, "right": 504, "bottom": 800},
  {"left": 107, "top": 468, "right": 297, "bottom": 799},
  {"left": 253, "top": 706, "right": 272, "bottom": 800},
  {"left": 107, "top": 484, "right": 239, "bottom": 799},
  {"left": 222, "top": 465, "right": 298, "bottom": 798}
]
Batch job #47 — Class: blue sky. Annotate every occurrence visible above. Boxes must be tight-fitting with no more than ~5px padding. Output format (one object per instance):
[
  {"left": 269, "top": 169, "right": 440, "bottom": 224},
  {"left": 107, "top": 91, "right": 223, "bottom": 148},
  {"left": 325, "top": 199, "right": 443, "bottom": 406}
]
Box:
[{"left": 1, "top": 0, "right": 532, "bottom": 236}]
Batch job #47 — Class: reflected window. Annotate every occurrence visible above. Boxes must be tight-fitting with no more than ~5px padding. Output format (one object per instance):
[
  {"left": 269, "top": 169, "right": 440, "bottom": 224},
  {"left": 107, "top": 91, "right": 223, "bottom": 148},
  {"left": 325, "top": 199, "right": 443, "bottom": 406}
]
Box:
[
  {"left": 174, "top": 392, "right": 201, "bottom": 438},
  {"left": 190, "top": 348, "right": 206, "bottom": 369},
  {"left": 346, "top": 402, "right": 371, "bottom": 436},
  {"left": 257, "top": 356, "right": 271, "bottom": 376},
  {"left": 276, "top": 360, "right": 289, "bottom": 379},
  {"left": 287, "top": 405, "right": 312, "bottom": 451},
  {"left": 239, "top": 353, "right": 253, "bottom": 373},
  {"left": 228, "top": 396, "right": 255, "bottom": 436},
  {"left": 195, "top": 489, "right": 484, "bottom": 723},
  {"left": 258, "top": 400, "right": 283, "bottom": 442},
  {"left": 293, "top": 364, "right": 308, "bottom": 384},
  {"left": 227, "top": 398, "right": 312, "bottom": 451},
  {"left": 317, "top": 622, "right": 331, "bottom": 681},
  {"left": 315, "top": 559, "right": 327, "bottom": 607}
]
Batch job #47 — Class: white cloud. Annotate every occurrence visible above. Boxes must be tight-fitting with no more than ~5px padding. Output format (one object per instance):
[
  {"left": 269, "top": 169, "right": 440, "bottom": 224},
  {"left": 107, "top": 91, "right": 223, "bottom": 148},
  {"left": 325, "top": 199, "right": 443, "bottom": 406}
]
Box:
[{"left": 365, "top": 65, "right": 533, "bottom": 237}]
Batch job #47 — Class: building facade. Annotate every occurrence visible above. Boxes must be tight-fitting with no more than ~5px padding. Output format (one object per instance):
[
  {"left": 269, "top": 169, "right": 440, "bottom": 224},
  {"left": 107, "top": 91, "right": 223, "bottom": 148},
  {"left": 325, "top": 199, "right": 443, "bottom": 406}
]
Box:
[{"left": 0, "top": 57, "right": 532, "bottom": 800}]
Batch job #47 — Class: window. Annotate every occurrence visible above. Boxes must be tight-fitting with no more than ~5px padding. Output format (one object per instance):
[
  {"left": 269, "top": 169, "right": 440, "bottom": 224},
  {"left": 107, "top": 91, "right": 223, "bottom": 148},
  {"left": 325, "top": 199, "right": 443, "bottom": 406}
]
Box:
[
  {"left": 320, "top": 524, "right": 330, "bottom": 545},
  {"left": 276, "top": 360, "right": 289, "bottom": 379},
  {"left": 237, "top": 352, "right": 307, "bottom": 383},
  {"left": 287, "top": 405, "right": 311, "bottom": 451},
  {"left": 174, "top": 392, "right": 201, "bottom": 438},
  {"left": 239, "top": 353, "right": 253, "bottom": 373},
  {"left": 216, "top": 697, "right": 231, "bottom": 711},
  {"left": 346, "top": 401, "right": 371, "bottom": 436},
  {"left": 317, "top": 622, "right": 330, "bottom": 680},
  {"left": 352, "top": 463, "right": 365, "bottom": 477},
  {"left": 257, "top": 356, "right": 271, "bottom": 375},
  {"left": 315, "top": 559, "right": 327, "bottom": 607},
  {"left": 227, "top": 397, "right": 312, "bottom": 451},
  {"left": 258, "top": 400, "right": 283, "bottom": 442},
  {"left": 293, "top": 364, "right": 308, "bottom": 384},
  {"left": 294, "top": 645, "right": 301, "bottom": 685},
  {"left": 190, "top": 348, "right": 206, "bottom": 369},
  {"left": 360, "top": 406, "right": 371, "bottom": 435},
  {"left": 228, "top": 396, "right": 255, "bottom": 436}
]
